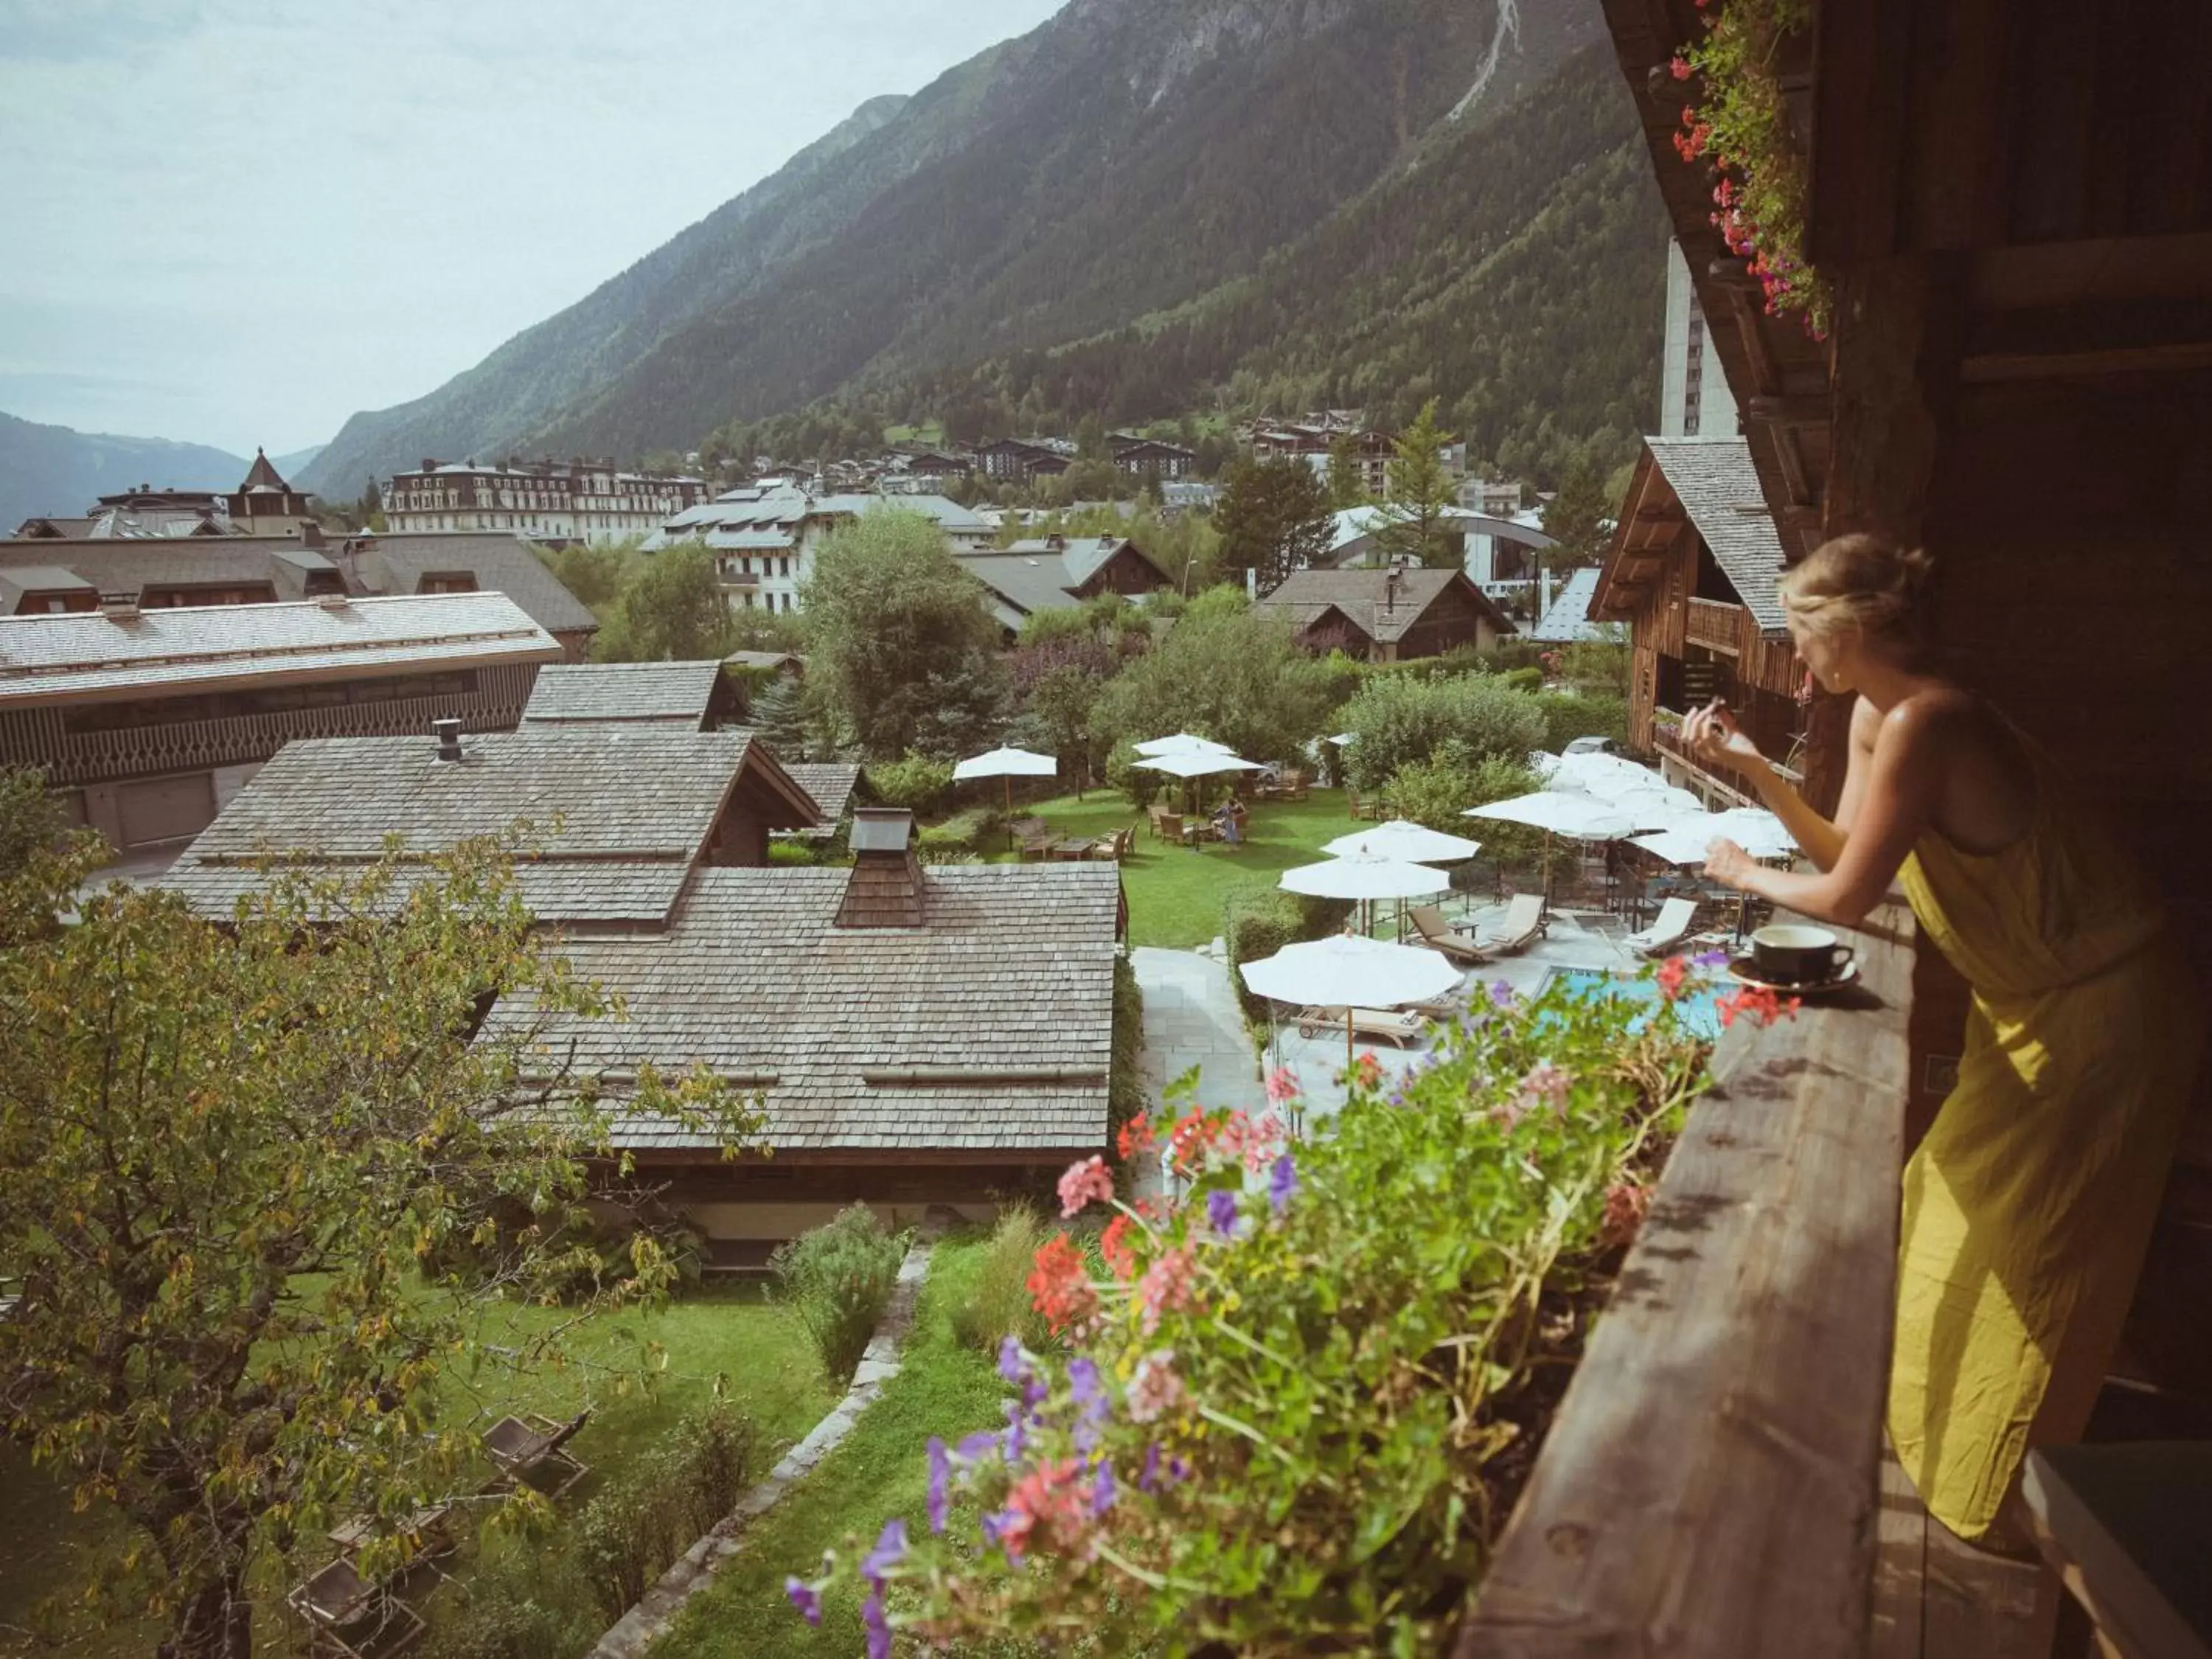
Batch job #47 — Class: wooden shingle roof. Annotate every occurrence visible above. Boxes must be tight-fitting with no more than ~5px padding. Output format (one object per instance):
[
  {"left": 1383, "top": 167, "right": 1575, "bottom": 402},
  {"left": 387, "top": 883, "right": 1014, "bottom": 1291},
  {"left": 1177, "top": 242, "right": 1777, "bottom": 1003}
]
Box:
[
  {"left": 346, "top": 533, "right": 599, "bottom": 638},
  {"left": 1253, "top": 568, "right": 1514, "bottom": 644},
  {"left": 489, "top": 863, "right": 1121, "bottom": 1155},
  {"left": 521, "top": 661, "right": 724, "bottom": 728}
]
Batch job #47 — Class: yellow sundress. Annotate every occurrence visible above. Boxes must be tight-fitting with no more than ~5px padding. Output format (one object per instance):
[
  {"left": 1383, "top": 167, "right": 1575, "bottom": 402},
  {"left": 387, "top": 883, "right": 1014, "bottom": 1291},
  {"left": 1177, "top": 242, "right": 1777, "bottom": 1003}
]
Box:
[{"left": 1892, "top": 741, "right": 2202, "bottom": 1540}]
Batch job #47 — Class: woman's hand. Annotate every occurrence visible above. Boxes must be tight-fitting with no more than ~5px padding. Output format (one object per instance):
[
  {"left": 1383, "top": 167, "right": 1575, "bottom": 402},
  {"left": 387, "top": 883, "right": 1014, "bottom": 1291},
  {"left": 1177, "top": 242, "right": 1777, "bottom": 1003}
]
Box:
[
  {"left": 1703, "top": 837, "right": 1758, "bottom": 891},
  {"left": 1681, "top": 700, "right": 1767, "bottom": 772}
]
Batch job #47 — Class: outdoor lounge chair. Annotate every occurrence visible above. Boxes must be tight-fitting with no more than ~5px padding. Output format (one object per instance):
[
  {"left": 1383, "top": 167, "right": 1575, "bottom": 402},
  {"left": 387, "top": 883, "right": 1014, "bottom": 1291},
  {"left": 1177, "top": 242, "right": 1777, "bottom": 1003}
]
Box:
[
  {"left": 1623, "top": 896, "right": 1701, "bottom": 959},
  {"left": 1408, "top": 904, "right": 1489, "bottom": 965},
  {"left": 1472, "top": 892, "right": 1548, "bottom": 956},
  {"left": 1157, "top": 812, "right": 1184, "bottom": 845},
  {"left": 287, "top": 1557, "right": 425, "bottom": 1659},
  {"left": 480, "top": 1408, "right": 591, "bottom": 1499},
  {"left": 1014, "top": 818, "right": 1057, "bottom": 860},
  {"left": 1294, "top": 1006, "right": 1428, "bottom": 1047},
  {"left": 1088, "top": 826, "right": 1135, "bottom": 862}
]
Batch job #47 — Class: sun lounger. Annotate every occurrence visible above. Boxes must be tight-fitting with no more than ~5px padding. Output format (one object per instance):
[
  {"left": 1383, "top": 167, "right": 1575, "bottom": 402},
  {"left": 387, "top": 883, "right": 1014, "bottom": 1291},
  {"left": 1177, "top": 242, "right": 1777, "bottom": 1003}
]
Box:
[
  {"left": 1623, "top": 896, "right": 1701, "bottom": 958},
  {"left": 1473, "top": 892, "right": 1548, "bottom": 956},
  {"left": 287, "top": 1557, "right": 425, "bottom": 1659},
  {"left": 480, "top": 1408, "right": 591, "bottom": 1499},
  {"left": 1294, "top": 1006, "right": 1428, "bottom": 1047},
  {"left": 1408, "top": 904, "right": 1489, "bottom": 964}
]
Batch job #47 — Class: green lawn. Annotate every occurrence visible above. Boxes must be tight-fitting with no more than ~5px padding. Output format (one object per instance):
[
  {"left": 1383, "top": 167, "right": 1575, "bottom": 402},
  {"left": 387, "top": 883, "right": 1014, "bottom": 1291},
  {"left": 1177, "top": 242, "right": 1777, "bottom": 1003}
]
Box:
[
  {"left": 998, "top": 787, "right": 1373, "bottom": 949},
  {"left": 0, "top": 1284, "right": 838, "bottom": 1655},
  {"left": 652, "top": 1237, "right": 1007, "bottom": 1659}
]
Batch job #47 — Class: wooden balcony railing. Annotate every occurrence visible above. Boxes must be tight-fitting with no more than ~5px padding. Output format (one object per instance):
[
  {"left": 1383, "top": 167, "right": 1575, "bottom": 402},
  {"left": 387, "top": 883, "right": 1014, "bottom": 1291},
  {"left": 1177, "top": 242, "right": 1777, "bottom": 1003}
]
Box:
[
  {"left": 1686, "top": 596, "right": 1744, "bottom": 652},
  {"left": 1458, "top": 897, "right": 1915, "bottom": 1658},
  {"left": 1650, "top": 708, "right": 1804, "bottom": 808}
]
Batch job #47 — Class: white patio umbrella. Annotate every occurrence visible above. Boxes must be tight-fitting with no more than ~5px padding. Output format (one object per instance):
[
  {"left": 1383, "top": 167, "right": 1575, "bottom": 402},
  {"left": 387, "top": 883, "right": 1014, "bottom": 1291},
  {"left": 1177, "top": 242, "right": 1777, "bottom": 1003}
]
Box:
[
  {"left": 953, "top": 745, "right": 1060, "bottom": 842},
  {"left": 1607, "top": 782, "right": 1711, "bottom": 830},
  {"left": 1323, "top": 818, "right": 1483, "bottom": 864},
  {"left": 1239, "top": 932, "right": 1461, "bottom": 1071},
  {"left": 1134, "top": 733, "right": 1234, "bottom": 758},
  {"left": 1465, "top": 791, "right": 1641, "bottom": 908},
  {"left": 1705, "top": 805, "right": 1798, "bottom": 858},
  {"left": 1282, "top": 847, "right": 1452, "bottom": 942},
  {"left": 1628, "top": 825, "right": 1727, "bottom": 869},
  {"left": 1551, "top": 749, "right": 1666, "bottom": 799},
  {"left": 1133, "top": 747, "right": 1267, "bottom": 823}
]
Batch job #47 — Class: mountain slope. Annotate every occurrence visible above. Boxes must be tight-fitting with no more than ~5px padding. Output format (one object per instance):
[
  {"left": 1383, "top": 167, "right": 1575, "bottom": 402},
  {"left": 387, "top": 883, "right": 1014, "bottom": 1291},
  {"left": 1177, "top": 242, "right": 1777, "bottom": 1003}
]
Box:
[
  {"left": 857, "top": 38, "right": 1669, "bottom": 477},
  {"left": 306, "top": 0, "right": 1606, "bottom": 490},
  {"left": 301, "top": 93, "right": 916, "bottom": 495},
  {"left": 0, "top": 412, "right": 247, "bottom": 531}
]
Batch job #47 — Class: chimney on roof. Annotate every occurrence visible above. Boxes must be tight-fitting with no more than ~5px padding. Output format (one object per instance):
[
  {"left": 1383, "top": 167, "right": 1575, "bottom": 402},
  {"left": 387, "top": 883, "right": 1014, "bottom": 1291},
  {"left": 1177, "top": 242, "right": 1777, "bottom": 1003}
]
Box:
[
  {"left": 837, "top": 807, "right": 925, "bottom": 928},
  {"left": 432, "top": 717, "right": 464, "bottom": 762},
  {"left": 100, "top": 597, "right": 141, "bottom": 624},
  {"left": 1384, "top": 566, "right": 1402, "bottom": 614},
  {"left": 421, "top": 459, "right": 437, "bottom": 473}
]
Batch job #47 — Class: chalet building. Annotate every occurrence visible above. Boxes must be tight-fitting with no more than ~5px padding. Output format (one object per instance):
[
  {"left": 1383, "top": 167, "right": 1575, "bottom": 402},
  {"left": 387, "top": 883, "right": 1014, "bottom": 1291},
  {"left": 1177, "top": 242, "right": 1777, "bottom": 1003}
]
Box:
[
  {"left": 163, "top": 727, "right": 818, "bottom": 925},
  {"left": 0, "top": 593, "right": 560, "bottom": 854},
  {"left": 381, "top": 457, "right": 711, "bottom": 545},
  {"left": 1110, "top": 438, "right": 1197, "bottom": 480},
  {"left": 778, "top": 762, "right": 865, "bottom": 844},
  {"left": 1253, "top": 567, "right": 1515, "bottom": 663},
  {"left": 225, "top": 448, "right": 316, "bottom": 533},
  {"left": 1588, "top": 437, "right": 1805, "bottom": 802},
  {"left": 520, "top": 661, "right": 744, "bottom": 731},
  {"left": 480, "top": 807, "right": 1124, "bottom": 1257},
  {"left": 647, "top": 486, "right": 990, "bottom": 616},
  {"left": 1244, "top": 420, "right": 1393, "bottom": 497},
  {"left": 339, "top": 532, "right": 599, "bottom": 658},
  {"left": 959, "top": 535, "right": 1172, "bottom": 633},
  {"left": 12, "top": 451, "right": 321, "bottom": 542},
  {"left": 975, "top": 439, "right": 1073, "bottom": 482},
  {"left": 1312, "top": 505, "right": 1558, "bottom": 612}
]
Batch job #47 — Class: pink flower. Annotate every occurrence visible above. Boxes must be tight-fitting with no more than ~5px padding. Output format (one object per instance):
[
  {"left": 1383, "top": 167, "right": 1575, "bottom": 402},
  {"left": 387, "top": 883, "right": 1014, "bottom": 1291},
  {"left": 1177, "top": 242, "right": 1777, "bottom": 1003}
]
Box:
[
  {"left": 1656, "top": 956, "right": 1688, "bottom": 1001},
  {"left": 1488, "top": 1095, "right": 1526, "bottom": 1133},
  {"left": 1517, "top": 1060, "right": 1573, "bottom": 1118},
  {"left": 1057, "top": 1155, "right": 1114, "bottom": 1218},
  {"left": 1100, "top": 1212, "right": 1139, "bottom": 1281},
  {"left": 1137, "top": 1246, "right": 1198, "bottom": 1336},
  {"left": 1602, "top": 1180, "right": 1652, "bottom": 1249},
  {"left": 1670, "top": 54, "right": 1693, "bottom": 79},
  {"left": 1264, "top": 1064, "right": 1302, "bottom": 1105},
  {"left": 1127, "top": 1349, "right": 1187, "bottom": 1423},
  {"left": 1027, "top": 1234, "right": 1097, "bottom": 1334},
  {"left": 999, "top": 1457, "right": 1088, "bottom": 1560}
]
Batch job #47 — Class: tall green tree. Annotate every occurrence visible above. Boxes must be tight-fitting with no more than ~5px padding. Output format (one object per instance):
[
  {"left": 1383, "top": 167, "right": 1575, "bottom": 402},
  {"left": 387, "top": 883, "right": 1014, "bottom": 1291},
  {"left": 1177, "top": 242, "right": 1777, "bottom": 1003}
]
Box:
[
  {"left": 1091, "top": 589, "right": 1340, "bottom": 768},
  {"left": 1368, "top": 400, "right": 1462, "bottom": 569},
  {"left": 1325, "top": 434, "right": 1370, "bottom": 509},
  {"left": 0, "top": 790, "right": 761, "bottom": 1658},
  {"left": 1540, "top": 449, "right": 1617, "bottom": 574},
  {"left": 594, "top": 541, "right": 734, "bottom": 661},
  {"left": 800, "top": 509, "right": 1008, "bottom": 759},
  {"left": 747, "top": 671, "right": 811, "bottom": 760},
  {"left": 1214, "top": 456, "right": 1333, "bottom": 594}
]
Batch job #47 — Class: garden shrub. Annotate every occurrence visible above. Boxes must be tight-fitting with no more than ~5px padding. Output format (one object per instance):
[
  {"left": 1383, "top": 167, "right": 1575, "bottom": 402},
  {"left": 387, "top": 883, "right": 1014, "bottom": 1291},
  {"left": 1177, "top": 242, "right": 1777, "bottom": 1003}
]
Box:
[
  {"left": 571, "top": 1401, "right": 760, "bottom": 1618},
  {"left": 424, "top": 1548, "right": 597, "bottom": 1659},
  {"left": 767, "top": 838, "right": 821, "bottom": 867},
  {"left": 1107, "top": 956, "right": 1145, "bottom": 1166},
  {"left": 1337, "top": 672, "right": 1546, "bottom": 790},
  {"left": 1537, "top": 690, "right": 1632, "bottom": 753},
  {"left": 916, "top": 806, "right": 998, "bottom": 856},
  {"left": 1105, "top": 738, "right": 1163, "bottom": 810},
  {"left": 771, "top": 1204, "right": 906, "bottom": 1383},
  {"left": 1387, "top": 754, "right": 1545, "bottom": 874},
  {"left": 1220, "top": 890, "right": 1348, "bottom": 1024},
  {"left": 949, "top": 1206, "right": 1056, "bottom": 1357},
  {"left": 789, "top": 963, "right": 1767, "bottom": 1655},
  {"left": 1499, "top": 665, "right": 1545, "bottom": 694},
  {"left": 867, "top": 752, "right": 956, "bottom": 816}
]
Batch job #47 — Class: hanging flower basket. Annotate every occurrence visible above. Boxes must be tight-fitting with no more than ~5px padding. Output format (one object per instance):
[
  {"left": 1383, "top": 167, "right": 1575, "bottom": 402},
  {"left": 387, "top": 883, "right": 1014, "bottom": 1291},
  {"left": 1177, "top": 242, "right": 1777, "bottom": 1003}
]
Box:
[{"left": 1670, "top": 0, "right": 1832, "bottom": 338}]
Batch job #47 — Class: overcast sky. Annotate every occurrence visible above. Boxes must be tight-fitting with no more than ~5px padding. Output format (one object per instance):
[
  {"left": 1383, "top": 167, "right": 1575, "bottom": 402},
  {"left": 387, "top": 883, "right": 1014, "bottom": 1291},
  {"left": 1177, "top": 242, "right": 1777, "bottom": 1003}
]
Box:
[{"left": 0, "top": 0, "right": 1065, "bottom": 457}]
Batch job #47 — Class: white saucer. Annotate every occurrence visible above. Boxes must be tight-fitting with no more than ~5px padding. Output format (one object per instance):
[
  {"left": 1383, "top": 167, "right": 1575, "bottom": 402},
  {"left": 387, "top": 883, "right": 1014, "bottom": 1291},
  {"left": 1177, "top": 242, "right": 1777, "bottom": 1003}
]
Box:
[{"left": 1725, "top": 959, "right": 1860, "bottom": 996}]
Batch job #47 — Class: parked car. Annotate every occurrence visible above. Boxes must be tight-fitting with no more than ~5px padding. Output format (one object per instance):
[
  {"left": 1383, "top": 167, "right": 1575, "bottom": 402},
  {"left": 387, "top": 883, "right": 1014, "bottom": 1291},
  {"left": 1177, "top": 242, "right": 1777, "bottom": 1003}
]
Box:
[{"left": 1562, "top": 734, "right": 1624, "bottom": 757}]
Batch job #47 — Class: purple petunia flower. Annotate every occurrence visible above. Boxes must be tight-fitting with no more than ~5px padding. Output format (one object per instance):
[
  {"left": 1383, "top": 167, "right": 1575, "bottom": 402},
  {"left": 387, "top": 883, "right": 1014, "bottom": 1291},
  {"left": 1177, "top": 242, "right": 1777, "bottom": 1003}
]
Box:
[
  {"left": 1489, "top": 980, "right": 1517, "bottom": 1009},
  {"left": 1206, "top": 1189, "right": 1238, "bottom": 1236},
  {"left": 997, "top": 1334, "right": 1027, "bottom": 1384},
  {"left": 1139, "top": 1441, "right": 1163, "bottom": 1492},
  {"left": 1001, "top": 1399, "right": 1029, "bottom": 1461},
  {"left": 1168, "top": 1454, "right": 1192, "bottom": 1484},
  {"left": 956, "top": 1430, "right": 1000, "bottom": 1464},
  {"left": 862, "top": 1587, "right": 891, "bottom": 1659},
  {"left": 1692, "top": 948, "right": 1731, "bottom": 969},
  {"left": 1068, "top": 1354, "right": 1111, "bottom": 1452},
  {"left": 785, "top": 1577, "right": 823, "bottom": 1626},
  {"left": 1091, "top": 1458, "right": 1117, "bottom": 1516},
  {"left": 862, "top": 1517, "right": 908, "bottom": 1587},
  {"left": 925, "top": 1436, "right": 950, "bottom": 1533},
  {"left": 1269, "top": 1152, "right": 1298, "bottom": 1214}
]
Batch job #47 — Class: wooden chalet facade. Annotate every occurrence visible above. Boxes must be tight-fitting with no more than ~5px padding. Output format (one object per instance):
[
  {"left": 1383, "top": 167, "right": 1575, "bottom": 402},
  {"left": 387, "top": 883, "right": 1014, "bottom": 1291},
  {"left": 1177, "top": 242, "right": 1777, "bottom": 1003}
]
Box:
[
  {"left": 976, "top": 439, "right": 1071, "bottom": 482},
  {"left": 1593, "top": 437, "right": 1809, "bottom": 803},
  {"left": 0, "top": 594, "right": 561, "bottom": 855},
  {"left": 1255, "top": 568, "right": 1515, "bottom": 664},
  {"left": 1459, "top": 4, "right": 2212, "bottom": 1656}
]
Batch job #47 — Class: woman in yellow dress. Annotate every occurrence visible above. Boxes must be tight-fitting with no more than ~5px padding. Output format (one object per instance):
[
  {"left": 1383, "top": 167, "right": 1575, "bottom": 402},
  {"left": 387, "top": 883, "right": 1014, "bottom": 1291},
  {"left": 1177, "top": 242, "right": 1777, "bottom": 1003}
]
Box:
[{"left": 1680, "top": 533, "right": 2202, "bottom": 1545}]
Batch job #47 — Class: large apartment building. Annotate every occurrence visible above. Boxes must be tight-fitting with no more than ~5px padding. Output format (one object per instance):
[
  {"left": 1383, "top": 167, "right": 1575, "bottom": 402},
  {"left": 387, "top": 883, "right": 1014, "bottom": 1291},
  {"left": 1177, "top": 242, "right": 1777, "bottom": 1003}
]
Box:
[{"left": 382, "top": 458, "right": 712, "bottom": 545}]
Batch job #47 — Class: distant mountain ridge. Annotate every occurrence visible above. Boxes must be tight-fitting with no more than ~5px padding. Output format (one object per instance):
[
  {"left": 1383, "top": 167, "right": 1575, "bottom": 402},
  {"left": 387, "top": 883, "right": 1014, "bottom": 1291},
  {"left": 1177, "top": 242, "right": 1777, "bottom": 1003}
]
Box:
[
  {"left": 305, "top": 0, "right": 1638, "bottom": 495},
  {"left": 0, "top": 411, "right": 248, "bottom": 532}
]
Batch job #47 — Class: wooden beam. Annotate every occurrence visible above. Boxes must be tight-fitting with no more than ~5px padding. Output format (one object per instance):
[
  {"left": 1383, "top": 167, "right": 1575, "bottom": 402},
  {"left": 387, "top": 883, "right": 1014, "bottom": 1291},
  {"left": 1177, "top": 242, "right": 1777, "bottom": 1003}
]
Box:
[{"left": 1455, "top": 899, "right": 1914, "bottom": 1659}]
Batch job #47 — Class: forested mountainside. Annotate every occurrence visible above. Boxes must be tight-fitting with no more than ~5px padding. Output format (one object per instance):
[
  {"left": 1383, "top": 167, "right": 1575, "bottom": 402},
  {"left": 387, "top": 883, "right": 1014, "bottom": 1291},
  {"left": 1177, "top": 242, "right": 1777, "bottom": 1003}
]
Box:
[
  {"left": 305, "top": 0, "right": 1621, "bottom": 493},
  {"left": 734, "top": 39, "right": 1669, "bottom": 483},
  {"left": 0, "top": 411, "right": 247, "bottom": 531}
]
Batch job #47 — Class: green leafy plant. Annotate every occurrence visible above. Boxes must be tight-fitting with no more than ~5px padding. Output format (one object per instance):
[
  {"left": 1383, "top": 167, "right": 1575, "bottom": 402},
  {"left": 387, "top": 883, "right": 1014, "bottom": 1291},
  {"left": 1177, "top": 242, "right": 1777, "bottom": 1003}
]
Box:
[
  {"left": 785, "top": 960, "right": 1781, "bottom": 1652},
  {"left": 573, "top": 1402, "right": 760, "bottom": 1615},
  {"left": 1337, "top": 672, "right": 1548, "bottom": 790},
  {"left": 1671, "top": 0, "right": 1830, "bottom": 335},
  {"left": 772, "top": 1206, "right": 908, "bottom": 1383},
  {"left": 949, "top": 1208, "right": 1057, "bottom": 1358},
  {"left": 869, "top": 753, "right": 957, "bottom": 816}
]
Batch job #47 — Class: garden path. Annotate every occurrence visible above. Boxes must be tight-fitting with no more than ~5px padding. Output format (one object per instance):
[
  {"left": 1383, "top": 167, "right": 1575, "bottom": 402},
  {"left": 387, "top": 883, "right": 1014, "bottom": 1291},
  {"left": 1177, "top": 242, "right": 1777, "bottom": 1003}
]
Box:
[{"left": 1127, "top": 946, "right": 1266, "bottom": 1200}]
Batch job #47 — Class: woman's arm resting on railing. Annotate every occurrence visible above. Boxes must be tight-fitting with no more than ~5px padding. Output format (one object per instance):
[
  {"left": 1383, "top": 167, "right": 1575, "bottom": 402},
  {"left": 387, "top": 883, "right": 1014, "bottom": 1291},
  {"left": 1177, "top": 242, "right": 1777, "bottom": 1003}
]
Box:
[
  {"left": 1705, "top": 700, "right": 1940, "bottom": 928},
  {"left": 1682, "top": 699, "right": 1864, "bottom": 873}
]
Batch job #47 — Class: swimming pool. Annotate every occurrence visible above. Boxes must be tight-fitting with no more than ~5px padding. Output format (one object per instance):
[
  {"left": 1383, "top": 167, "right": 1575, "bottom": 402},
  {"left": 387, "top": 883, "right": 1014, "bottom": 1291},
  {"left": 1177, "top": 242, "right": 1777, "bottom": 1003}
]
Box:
[{"left": 1539, "top": 965, "right": 1725, "bottom": 1041}]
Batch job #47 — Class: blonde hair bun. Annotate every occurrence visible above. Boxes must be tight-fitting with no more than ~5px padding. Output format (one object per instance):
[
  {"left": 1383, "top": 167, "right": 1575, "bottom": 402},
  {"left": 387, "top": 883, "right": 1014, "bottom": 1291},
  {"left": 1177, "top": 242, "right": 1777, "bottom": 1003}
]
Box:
[{"left": 1778, "top": 533, "right": 1934, "bottom": 638}]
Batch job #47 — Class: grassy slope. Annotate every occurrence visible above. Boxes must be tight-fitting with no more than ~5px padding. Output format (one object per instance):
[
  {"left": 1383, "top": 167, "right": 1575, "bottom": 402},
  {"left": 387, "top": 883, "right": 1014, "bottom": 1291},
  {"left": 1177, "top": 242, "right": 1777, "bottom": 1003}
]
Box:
[
  {"left": 653, "top": 1237, "right": 1006, "bottom": 1659},
  {"left": 994, "top": 787, "right": 1366, "bottom": 950},
  {"left": 0, "top": 1287, "right": 837, "bottom": 1655}
]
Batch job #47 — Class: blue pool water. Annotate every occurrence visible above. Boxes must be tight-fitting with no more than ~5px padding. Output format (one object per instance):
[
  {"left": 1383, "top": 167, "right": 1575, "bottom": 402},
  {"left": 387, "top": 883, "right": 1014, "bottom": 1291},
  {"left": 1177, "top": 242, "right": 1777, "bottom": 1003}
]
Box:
[{"left": 1539, "top": 966, "right": 1725, "bottom": 1041}]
